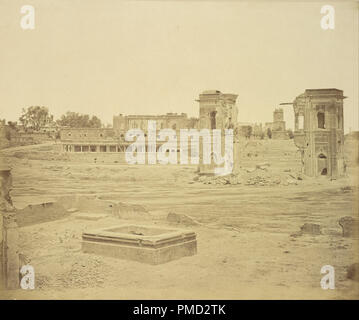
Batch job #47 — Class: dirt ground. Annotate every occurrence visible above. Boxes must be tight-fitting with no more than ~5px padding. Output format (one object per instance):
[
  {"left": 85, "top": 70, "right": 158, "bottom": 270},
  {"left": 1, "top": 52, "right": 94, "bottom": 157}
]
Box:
[{"left": 1, "top": 139, "right": 359, "bottom": 299}]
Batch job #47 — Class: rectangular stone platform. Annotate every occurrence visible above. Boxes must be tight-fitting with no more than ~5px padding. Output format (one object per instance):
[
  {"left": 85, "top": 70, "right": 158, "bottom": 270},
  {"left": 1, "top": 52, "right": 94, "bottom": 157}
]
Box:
[
  {"left": 75, "top": 213, "right": 108, "bottom": 221},
  {"left": 82, "top": 224, "right": 197, "bottom": 265}
]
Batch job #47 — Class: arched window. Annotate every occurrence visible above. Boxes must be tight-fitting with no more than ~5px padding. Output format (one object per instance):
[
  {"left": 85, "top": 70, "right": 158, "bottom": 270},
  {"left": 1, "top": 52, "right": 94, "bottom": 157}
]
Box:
[{"left": 317, "top": 112, "right": 325, "bottom": 129}]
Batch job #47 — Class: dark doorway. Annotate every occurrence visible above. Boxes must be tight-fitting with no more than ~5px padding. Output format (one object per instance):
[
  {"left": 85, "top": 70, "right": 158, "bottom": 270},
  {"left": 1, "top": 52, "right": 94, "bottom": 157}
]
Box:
[{"left": 318, "top": 153, "right": 327, "bottom": 176}]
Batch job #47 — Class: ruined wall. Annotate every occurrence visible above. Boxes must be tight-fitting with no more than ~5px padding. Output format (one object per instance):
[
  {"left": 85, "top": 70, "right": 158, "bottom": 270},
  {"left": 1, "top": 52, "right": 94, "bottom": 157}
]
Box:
[
  {"left": 113, "top": 113, "right": 195, "bottom": 131},
  {"left": 198, "top": 90, "right": 238, "bottom": 130},
  {"left": 0, "top": 166, "right": 19, "bottom": 289},
  {"left": 60, "top": 128, "right": 116, "bottom": 142}
]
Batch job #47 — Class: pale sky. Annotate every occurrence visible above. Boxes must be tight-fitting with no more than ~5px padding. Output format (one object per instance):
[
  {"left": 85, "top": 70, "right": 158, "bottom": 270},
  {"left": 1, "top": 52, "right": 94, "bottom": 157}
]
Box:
[{"left": 0, "top": 0, "right": 358, "bottom": 132}]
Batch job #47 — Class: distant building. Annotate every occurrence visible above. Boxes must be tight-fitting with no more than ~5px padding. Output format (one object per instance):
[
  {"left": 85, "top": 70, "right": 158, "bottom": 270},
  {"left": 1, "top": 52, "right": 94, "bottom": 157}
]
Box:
[
  {"left": 113, "top": 113, "right": 197, "bottom": 132},
  {"left": 60, "top": 112, "right": 199, "bottom": 153},
  {"left": 197, "top": 90, "right": 238, "bottom": 130},
  {"left": 265, "top": 108, "right": 288, "bottom": 140},
  {"left": 60, "top": 128, "right": 120, "bottom": 152}
]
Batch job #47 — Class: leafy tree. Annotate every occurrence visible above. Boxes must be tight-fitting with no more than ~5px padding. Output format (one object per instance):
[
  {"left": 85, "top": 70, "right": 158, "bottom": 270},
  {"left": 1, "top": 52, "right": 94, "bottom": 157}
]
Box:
[
  {"left": 19, "top": 106, "right": 53, "bottom": 131},
  {"left": 253, "top": 124, "right": 265, "bottom": 139},
  {"left": 266, "top": 128, "right": 272, "bottom": 139},
  {"left": 7, "top": 121, "right": 18, "bottom": 130},
  {"left": 57, "top": 112, "right": 102, "bottom": 128},
  {"left": 246, "top": 126, "right": 252, "bottom": 139},
  {"left": 89, "top": 115, "right": 102, "bottom": 128},
  {"left": 240, "top": 125, "right": 252, "bottom": 139}
]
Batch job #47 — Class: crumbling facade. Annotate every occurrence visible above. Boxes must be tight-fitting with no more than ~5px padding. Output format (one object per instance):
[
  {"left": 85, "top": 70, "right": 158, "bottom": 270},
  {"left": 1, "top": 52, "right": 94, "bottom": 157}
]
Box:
[
  {"left": 292, "top": 88, "right": 346, "bottom": 178},
  {"left": 197, "top": 90, "right": 238, "bottom": 130},
  {"left": 113, "top": 113, "right": 197, "bottom": 132},
  {"left": 196, "top": 90, "right": 239, "bottom": 175}
]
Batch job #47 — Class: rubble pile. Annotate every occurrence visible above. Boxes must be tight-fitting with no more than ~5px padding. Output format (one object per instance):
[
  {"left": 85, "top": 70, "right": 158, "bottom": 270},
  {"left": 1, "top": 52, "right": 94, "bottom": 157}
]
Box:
[{"left": 195, "top": 164, "right": 304, "bottom": 186}]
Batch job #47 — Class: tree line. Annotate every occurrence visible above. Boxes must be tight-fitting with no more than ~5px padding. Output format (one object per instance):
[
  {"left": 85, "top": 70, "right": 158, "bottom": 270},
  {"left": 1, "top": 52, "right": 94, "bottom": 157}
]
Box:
[
  {"left": 11, "top": 106, "right": 294, "bottom": 139},
  {"left": 16, "top": 106, "right": 102, "bottom": 131}
]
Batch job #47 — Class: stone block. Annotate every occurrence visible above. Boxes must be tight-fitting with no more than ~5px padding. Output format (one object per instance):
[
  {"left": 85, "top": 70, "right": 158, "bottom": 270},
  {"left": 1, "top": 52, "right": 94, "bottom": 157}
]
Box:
[
  {"left": 82, "top": 224, "right": 197, "bottom": 265},
  {"left": 75, "top": 213, "right": 107, "bottom": 221},
  {"left": 300, "top": 223, "right": 321, "bottom": 235}
]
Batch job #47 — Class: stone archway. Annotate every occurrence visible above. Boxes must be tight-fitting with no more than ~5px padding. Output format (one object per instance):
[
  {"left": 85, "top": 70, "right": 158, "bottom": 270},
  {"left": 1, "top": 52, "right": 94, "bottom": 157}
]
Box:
[{"left": 317, "top": 153, "right": 328, "bottom": 175}]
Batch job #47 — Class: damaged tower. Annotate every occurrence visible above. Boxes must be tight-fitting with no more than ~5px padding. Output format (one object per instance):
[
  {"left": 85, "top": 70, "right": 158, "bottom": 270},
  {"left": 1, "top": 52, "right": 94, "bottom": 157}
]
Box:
[
  {"left": 196, "top": 90, "right": 239, "bottom": 175},
  {"left": 292, "top": 88, "right": 346, "bottom": 178},
  {"left": 271, "top": 108, "right": 289, "bottom": 139},
  {"left": 197, "top": 90, "right": 238, "bottom": 130}
]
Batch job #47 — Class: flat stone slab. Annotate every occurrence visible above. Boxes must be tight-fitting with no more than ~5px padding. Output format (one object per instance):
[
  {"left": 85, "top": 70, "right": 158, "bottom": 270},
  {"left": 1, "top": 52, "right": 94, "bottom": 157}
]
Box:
[
  {"left": 82, "top": 224, "right": 197, "bottom": 265},
  {"left": 75, "top": 213, "right": 108, "bottom": 221}
]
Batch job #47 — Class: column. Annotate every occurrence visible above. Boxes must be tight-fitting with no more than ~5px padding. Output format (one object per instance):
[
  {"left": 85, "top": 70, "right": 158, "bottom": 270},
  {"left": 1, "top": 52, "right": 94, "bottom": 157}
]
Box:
[{"left": 0, "top": 166, "right": 19, "bottom": 289}]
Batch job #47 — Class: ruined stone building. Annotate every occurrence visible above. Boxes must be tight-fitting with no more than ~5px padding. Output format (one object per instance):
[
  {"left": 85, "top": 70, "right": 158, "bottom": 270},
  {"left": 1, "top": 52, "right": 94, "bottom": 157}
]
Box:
[
  {"left": 265, "top": 108, "right": 289, "bottom": 140},
  {"left": 60, "top": 128, "right": 121, "bottom": 152},
  {"left": 197, "top": 90, "right": 238, "bottom": 130},
  {"left": 113, "top": 113, "right": 197, "bottom": 132},
  {"left": 60, "top": 113, "right": 198, "bottom": 153},
  {"left": 292, "top": 88, "right": 346, "bottom": 178},
  {"left": 59, "top": 90, "right": 242, "bottom": 172},
  {"left": 196, "top": 90, "right": 239, "bottom": 174}
]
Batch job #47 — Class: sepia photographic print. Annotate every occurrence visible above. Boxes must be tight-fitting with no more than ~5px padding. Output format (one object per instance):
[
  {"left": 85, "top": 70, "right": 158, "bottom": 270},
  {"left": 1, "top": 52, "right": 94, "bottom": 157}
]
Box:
[{"left": 0, "top": 0, "right": 358, "bottom": 303}]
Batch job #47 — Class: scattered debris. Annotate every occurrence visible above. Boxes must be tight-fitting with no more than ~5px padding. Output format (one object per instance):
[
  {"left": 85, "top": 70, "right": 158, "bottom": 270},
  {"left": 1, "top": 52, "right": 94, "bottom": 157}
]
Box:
[
  {"left": 341, "top": 186, "right": 353, "bottom": 193},
  {"left": 347, "top": 263, "right": 359, "bottom": 281},
  {"left": 197, "top": 174, "right": 241, "bottom": 186},
  {"left": 111, "top": 202, "right": 149, "bottom": 220},
  {"left": 16, "top": 202, "right": 69, "bottom": 227},
  {"left": 167, "top": 212, "right": 200, "bottom": 226},
  {"left": 256, "top": 162, "right": 270, "bottom": 170},
  {"left": 195, "top": 166, "right": 303, "bottom": 186},
  {"left": 339, "top": 216, "right": 359, "bottom": 238},
  {"left": 57, "top": 195, "right": 150, "bottom": 220},
  {"left": 300, "top": 223, "right": 321, "bottom": 235}
]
